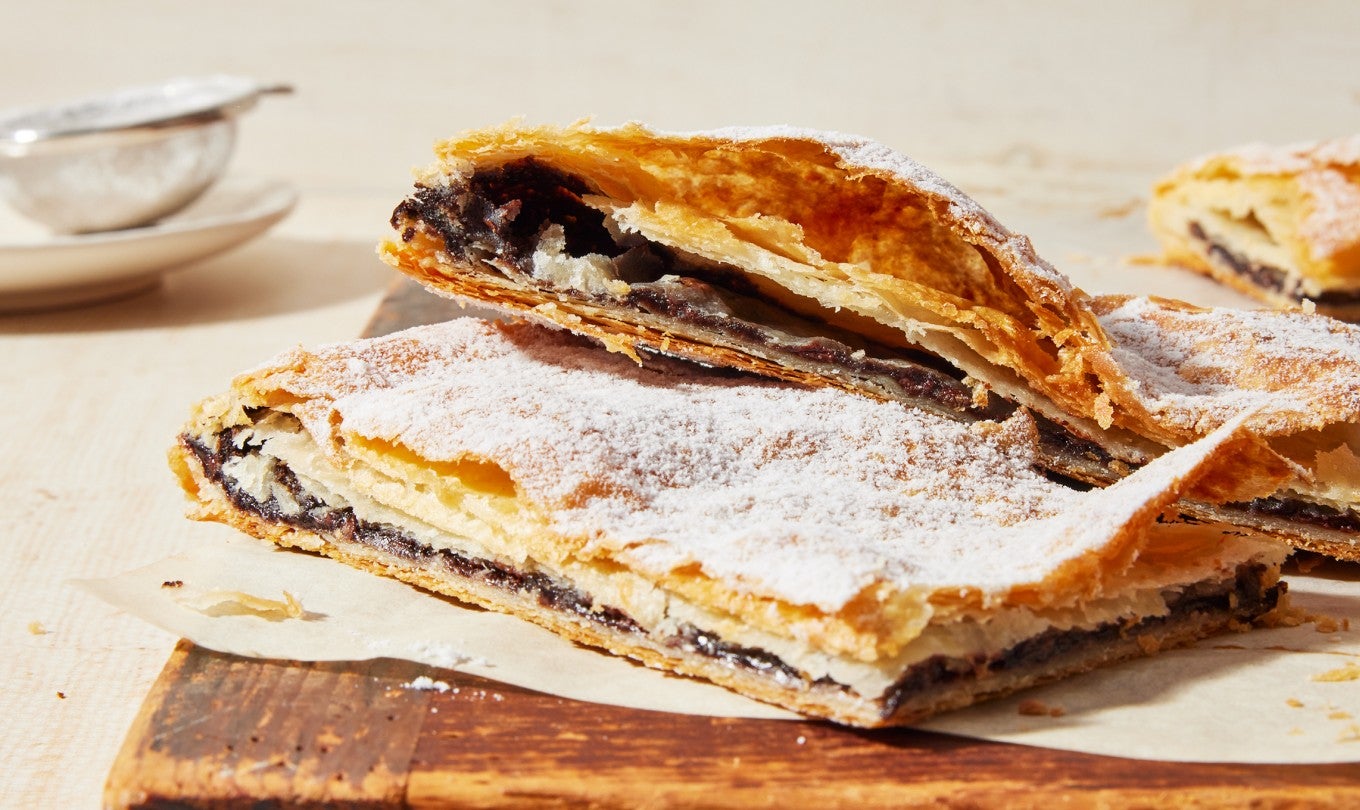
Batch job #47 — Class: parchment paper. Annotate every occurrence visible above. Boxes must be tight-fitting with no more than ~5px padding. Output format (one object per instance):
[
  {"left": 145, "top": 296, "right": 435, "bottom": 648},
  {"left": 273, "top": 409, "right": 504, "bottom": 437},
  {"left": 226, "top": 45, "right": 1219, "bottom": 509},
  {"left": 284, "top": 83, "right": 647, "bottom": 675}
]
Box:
[{"left": 81, "top": 535, "right": 1360, "bottom": 763}]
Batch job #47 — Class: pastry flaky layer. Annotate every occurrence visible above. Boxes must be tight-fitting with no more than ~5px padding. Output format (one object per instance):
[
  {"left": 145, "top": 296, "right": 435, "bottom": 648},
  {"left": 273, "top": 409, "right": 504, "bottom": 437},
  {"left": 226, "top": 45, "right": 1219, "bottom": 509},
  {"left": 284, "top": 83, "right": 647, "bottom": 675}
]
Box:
[
  {"left": 379, "top": 121, "right": 1360, "bottom": 560},
  {"left": 172, "top": 318, "right": 1288, "bottom": 727},
  {"left": 1149, "top": 134, "right": 1360, "bottom": 317}
]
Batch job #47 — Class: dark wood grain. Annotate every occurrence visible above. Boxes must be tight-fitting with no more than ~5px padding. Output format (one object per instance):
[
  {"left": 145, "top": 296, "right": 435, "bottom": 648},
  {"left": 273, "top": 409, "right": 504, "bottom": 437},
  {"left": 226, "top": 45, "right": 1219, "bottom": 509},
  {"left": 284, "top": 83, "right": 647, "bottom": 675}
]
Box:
[
  {"left": 104, "top": 276, "right": 1360, "bottom": 809},
  {"left": 105, "top": 640, "right": 434, "bottom": 809},
  {"left": 407, "top": 678, "right": 1360, "bottom": 808}
]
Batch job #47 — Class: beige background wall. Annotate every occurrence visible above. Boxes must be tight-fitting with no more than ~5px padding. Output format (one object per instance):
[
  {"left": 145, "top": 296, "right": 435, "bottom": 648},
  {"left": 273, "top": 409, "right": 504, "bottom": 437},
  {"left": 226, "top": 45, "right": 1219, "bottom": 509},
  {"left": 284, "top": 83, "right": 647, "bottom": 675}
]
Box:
[{"left": 4, "top": 1, "right": 1357, "bottom": 194}]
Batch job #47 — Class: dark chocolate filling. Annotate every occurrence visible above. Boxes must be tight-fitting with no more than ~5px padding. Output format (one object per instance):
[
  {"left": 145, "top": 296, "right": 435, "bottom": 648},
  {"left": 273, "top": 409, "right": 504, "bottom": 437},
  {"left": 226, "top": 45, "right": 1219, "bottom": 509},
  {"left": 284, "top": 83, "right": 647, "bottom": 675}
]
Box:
[
  {"left": 184, "top": 429, "right": 641, "bottom": 635},
  {"left": 880, "top": 562, "right": 1279, "bottom": 718},
  {"left": 393, "top": 159, "right": 986, "bottom": 417},
  {"left": 1188, "top": 220, "right": 1360, "bottom": 306},
  {"left": 1231, "top": 495, "right": 1360, "bottom": 534},
  {"left": 186, "top": 426, "right": 1282, "bottom": 718},
  {"left": 1188, "top": 220, "right": 1292, "bottom": 295}
]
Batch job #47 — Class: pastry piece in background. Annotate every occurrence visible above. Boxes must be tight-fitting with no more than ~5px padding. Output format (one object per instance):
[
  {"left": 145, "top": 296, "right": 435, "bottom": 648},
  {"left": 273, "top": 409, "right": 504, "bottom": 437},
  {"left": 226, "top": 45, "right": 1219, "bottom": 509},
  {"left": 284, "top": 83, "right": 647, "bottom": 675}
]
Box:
[
  {"left": 1149, "top": 135, "right": 1360, "bottom": 318},
  {"left": 381, "top": 122, "right": 1360, "bottom": 560},
  {"left": 172, "top": 318, "right": 1288, "bottom": 727}
]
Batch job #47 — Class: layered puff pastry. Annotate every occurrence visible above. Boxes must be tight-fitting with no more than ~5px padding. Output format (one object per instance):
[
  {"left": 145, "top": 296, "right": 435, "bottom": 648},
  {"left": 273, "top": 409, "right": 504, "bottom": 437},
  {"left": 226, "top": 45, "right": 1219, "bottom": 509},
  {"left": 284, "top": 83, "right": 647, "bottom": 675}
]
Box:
[
  {"left": 172, "top": 318, "right": 1289, "bottom": 727},
  {"left": 381, "top": 121, "right": 1360, "bottom": 561},
  {"left": 1149, "top": 135, "right": 1360, "bottom": 318}
]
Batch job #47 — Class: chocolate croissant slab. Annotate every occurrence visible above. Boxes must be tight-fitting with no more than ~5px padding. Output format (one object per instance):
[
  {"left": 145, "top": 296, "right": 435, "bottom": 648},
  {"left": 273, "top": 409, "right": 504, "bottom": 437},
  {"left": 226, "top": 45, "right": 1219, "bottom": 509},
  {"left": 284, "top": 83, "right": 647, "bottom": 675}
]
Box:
[
  {"left": 381, "top": 122, "right": 1360, "bottom": 560},
  {"left": 173, "top": 318, "right": 1288, "bottom": 727},
  {"left": 1150, "top": 135, "right": 1360, "bottom": 318}
]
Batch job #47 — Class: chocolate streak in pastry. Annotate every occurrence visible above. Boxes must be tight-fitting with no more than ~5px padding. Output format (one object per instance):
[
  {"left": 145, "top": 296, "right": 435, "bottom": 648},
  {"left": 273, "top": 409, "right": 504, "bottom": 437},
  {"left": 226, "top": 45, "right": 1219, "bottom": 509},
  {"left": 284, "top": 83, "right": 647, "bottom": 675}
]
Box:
[
  {"left": 1150, "top": 135, "right": 1360, "bottom": 318},
  {"left": 381, "top": 123, "right": 1360, "bottom": 561},
  {"left": 172, "top": 319, "right": 1288, "bottom": 727}
]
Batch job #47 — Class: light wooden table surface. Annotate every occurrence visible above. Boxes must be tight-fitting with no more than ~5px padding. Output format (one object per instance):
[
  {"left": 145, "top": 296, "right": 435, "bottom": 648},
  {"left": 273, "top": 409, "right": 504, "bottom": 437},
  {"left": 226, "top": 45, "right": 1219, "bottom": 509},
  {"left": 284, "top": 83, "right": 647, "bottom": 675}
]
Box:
[{"left": 3, "top": 3, "right": 1358, "bottom": 806}]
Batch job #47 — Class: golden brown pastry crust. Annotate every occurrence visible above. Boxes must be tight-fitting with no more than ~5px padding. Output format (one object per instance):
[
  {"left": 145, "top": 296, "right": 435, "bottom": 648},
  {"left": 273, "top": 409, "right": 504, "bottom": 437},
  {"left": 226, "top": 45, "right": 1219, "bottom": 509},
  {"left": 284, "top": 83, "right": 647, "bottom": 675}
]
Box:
[
  {"left": 171, "top": 319, "right": 1288, "bottom": 726},
  {"left": 380, "top": 121, "right": 1360, "bottom": 560},
  {"left": 383, "top": 122, "right": 1129, "bottom": 450},
  {"left": 1149, "top": 135, "right": 1360, "bottom": 318}
]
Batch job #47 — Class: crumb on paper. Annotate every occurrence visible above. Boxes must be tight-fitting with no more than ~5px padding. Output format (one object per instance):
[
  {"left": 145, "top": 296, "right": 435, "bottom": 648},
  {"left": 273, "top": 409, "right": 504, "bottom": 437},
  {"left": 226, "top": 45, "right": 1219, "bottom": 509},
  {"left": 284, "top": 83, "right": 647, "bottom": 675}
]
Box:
[
  {"left": 1330, "top": 711, "right": 1354, "bottom": 721},
  {"left": 405, "top": 676, "right": 452, "bottom": 693},
  {"left": 161, "top": 580, "right": 184, "bottom": 589},
  {"left": 368, "top": 639, "right": 477, "bottom": 670},
  {"left": 1123, "top": 253, "right": 1163, "bottom": 266},
  {"left": 1286, "top": 698, "right": 1305, "bottom": 708},
  {"left": 189, "top": 589, "right": 305, "bottom": 621},
  {"left": 27, "top": 621, "right": 48, "bottom": 636},
  {"left": 1316, "top": 617, "right": 1349, "bottom": 636},
  {"left": 1257, "top": 596, "right": 1347, "bottom": 633},
  {"left": 1312, "top": 662, "right": 1360, "bottom": 683},
  {"left": 56, "top": 691, "right": 66, "bottom": 699},
  {"left": 1017, "top": 699, "right": 1066, "bottom": 718},
  {"left": 1096, "top": 198, "right": 1143, "bottom": 219}
]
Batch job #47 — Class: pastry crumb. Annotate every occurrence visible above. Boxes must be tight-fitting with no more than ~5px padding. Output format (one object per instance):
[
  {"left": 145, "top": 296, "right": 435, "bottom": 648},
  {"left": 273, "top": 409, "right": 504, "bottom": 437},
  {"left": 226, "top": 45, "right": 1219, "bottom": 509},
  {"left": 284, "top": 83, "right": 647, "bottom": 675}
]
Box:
[
  {"left": 27, "top": 621, "right": 48, "bottom": 635},
  {"left": 1136, "top": 635, "right": 1162, "bottom": 655},
  {"left": 1291, "top": 552, "right": 1326, "bottom": 574},
  {"left": 1017, "top": 699, "right": 1066, "bottom": 717},
  {"left": 1286, "top": 698, "right": 1305, "bottom": 708},
  {"left": 1312, "top": 662, "right": 1360, "bottom": 682},
  {"left": 56, "top": 691, "right": 66, "bottom": 700},
  {"left": 1097, "top": 198, "right": 1143, "bottom": 219},
  {"left": 161, "top": 580, "right": 184, "bottom": 589},
  {"left": 1257, "top": 595, "right": 1346, "bottom": 633},
  {"left": 190, "top": 589, "right": 305, "bottom": 620},
  {"left": 1329, "top": 711, "right": 1353, "bottom": 720},
  {"left": 1315, "top": 617, "right": 1340, "bottom": 633},
  {"left": 1123, "top": 253, "right": 1163, "bottom": 266}
]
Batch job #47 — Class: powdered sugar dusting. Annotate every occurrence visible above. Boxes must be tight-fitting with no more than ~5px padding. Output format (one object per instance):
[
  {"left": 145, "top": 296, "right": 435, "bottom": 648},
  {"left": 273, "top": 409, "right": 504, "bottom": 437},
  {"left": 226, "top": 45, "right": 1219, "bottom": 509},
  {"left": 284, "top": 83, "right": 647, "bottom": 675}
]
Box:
[
  {"left": 1294, "top": 168, "right": 1360, "bottom": 259},
  {"left": 1183, "top": 135, "right": 1360, "bottom": 260},
  {"left": 1097, "top": 297, "right": 1360, "bottom": 434},
  {"left": 1206, "top": 134, "right": 1360, "bottom": 176},
  {"left": 263, "top": 319, "right": 1233, "bottom": 611}
]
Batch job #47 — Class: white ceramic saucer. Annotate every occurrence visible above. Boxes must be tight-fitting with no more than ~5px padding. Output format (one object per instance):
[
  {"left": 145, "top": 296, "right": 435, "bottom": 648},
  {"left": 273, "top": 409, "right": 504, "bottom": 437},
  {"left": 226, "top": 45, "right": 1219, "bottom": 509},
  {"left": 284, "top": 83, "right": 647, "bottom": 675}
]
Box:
[{"left": 0, "top": 176, "right": 296, "bottom": 312}]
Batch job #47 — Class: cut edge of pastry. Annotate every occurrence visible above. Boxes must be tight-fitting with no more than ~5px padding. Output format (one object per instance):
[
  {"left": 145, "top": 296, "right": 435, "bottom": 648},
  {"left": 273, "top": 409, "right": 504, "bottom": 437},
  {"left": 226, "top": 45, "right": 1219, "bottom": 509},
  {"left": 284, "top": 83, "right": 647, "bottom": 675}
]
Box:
[
  {"left": 169, "top": 416, "right": 1285, "bottom": 728},
  {"left": 169, "top": 319, "right": 1290, "bottom": 727},
  {"left": 1149, "top": 135, "right": 1360, "bottom": 318}
]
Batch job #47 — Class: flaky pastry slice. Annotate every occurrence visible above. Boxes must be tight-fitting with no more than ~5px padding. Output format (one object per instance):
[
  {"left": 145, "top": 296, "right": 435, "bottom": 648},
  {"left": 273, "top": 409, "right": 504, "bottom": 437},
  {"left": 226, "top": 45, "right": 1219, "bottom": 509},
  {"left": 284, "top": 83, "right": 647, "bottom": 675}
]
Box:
[
  {"left": 381, "top": 121, "right": 1360, "bottom": 560},
  {"left": 172, "top": 318, "right": 1289, "bottom": 727},
  {"left": 1149, "top": 135, "right": 1360, "bottom": 318}
]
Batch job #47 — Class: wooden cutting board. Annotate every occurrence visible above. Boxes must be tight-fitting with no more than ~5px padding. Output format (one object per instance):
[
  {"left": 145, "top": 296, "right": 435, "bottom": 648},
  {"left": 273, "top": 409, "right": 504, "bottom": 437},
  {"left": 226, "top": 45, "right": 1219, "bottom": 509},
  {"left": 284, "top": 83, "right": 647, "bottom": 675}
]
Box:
[{"left": 105, "top": 278, "right": 1360, "bottom": 809}]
